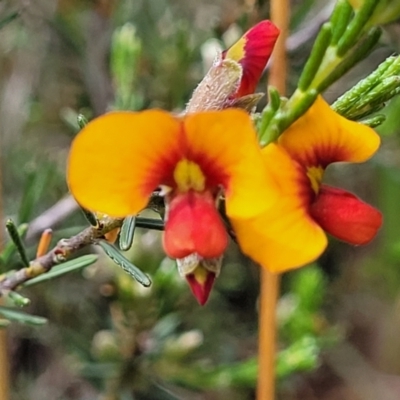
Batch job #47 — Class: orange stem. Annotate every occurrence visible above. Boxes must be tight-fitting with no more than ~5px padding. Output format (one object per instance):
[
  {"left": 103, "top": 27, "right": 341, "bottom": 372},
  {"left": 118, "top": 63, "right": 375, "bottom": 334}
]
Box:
[
  {"left": 257, "top": 1, "right": 289, "bottom": 399},
  {"left": 257, "top": 271, "right": 280, "bottom": 400},
  {"left": 36, "top": 228, "right": 53, "bottom": 258},
  {"left": 269, "top": 0, "right": 289, "bottom": 94}
]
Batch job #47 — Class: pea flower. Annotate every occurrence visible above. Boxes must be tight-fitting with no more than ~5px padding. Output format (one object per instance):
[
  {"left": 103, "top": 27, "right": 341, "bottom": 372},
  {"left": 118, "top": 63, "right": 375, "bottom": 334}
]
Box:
[
  {"left": 68, "top": 20, "right": 281, "bottom": 305},
  {"left": 231, "top": 96, "right": 383, "bottom": 273},
  {"left": 67, "top": 110, "right": 279, "bottom": 298}
]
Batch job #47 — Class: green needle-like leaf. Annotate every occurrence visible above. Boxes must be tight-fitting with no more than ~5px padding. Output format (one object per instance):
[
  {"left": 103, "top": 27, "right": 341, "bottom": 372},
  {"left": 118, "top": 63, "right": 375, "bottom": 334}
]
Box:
[
  {"left": 330, "top": 0, "right": 353, "bottom": 46},
  {"left": 135, "top": 217, "right": 164, "bottom": 231},
  {"left": 22, "top": 254, "right": 98, "bottom": 287},
  {"left": 98, "top": 240, "right": 151, "bottom": 287},
  {"left": 0, "top": 223, "right": 28, "bottom": 268},
  {"left": 298, "top": 23, "right": 332, "bottom": 91},
  {"left": 5, "top": 219, "right": 30, "bottom": 267},
  {"left": 0, "top": 306, "right": 47, "bottom": 326},
  {"left": 119, "top": 216, "right": 136, "bottom": 251},
  {"left": 337, "top": 0, "right": 380, "bottom": 56}
]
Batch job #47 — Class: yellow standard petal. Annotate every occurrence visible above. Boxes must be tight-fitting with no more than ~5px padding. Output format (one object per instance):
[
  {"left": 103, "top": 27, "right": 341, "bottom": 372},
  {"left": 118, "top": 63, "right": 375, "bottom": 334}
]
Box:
[
  {"left": 68, "top": 110, "right": 182, "bottom": 217},
  {"left": 183, "top": 109, "right": 280, "bottom": 218},
  {"left": 231, "top": 143, "right": 328, "bottom": 273},
  {"left": 278, "top": 96, "right": 381, "bottom": 168}
]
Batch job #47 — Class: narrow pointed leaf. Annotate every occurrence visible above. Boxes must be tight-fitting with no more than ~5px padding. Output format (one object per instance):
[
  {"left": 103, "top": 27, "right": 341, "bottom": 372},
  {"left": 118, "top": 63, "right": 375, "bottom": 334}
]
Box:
[
  {"left": 135, "top": 217, "right": 164, "bottom": 231},
  {"left": 0, "top": 223, "right": 28, "bottom": 268},
  {"left": 6, "top": 219, "right": 29, "bottom": 267},
  {"left": 298, "top": 23, "right": 332, "bottom": 91},
  {"left": 0, "top": 306, "right": 47, "bottom": 325},
  {"left": 98, "top": 240, "right": 151, "bottom": 287},
  {"left": 22, "top": 254, "right": 98, "bottom": 287},
  {"left": 119, "top": 216, "right": 136, "bottom": 251}
]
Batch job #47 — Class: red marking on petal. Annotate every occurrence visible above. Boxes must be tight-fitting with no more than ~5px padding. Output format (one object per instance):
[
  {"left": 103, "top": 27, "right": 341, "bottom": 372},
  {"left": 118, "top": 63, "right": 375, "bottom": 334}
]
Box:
[
  {"left": 222, "top": 20, "right": 280, "bottom": 97},
  {"left": 310, "top": 185, "right": 382, "bottom": 245},
  {"left": 163, "top": 191, "right": 228, "bottom": 259},
  {"left": 186, "top": 271, "right": 216, "bottom": 305}
]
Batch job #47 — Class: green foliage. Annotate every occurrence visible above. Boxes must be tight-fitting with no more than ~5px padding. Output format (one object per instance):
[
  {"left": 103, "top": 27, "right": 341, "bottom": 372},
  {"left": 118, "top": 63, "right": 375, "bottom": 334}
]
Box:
[
  {"left": 98, "top": 240, "right": 151, "bottom": 287},
  {"left": 332, "top": 55, "right": 400, "bottom": 122},
  {"left": 258, "top": 0, "right": 385, "bottom": 145}
]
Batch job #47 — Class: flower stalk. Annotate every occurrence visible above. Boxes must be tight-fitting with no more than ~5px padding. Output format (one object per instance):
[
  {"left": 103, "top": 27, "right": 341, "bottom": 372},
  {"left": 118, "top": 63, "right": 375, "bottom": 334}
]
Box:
[{"left": 257, "top": 1, "right": 289, "bottom": 399}]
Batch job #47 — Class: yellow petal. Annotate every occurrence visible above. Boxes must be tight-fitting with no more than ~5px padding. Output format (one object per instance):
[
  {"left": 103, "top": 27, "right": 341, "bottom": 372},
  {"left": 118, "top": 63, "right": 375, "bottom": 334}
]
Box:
[
  {"left": 68, "top": 110, "right": 182, "bottom": 217},
  {"left": 231, "top": 144, "right": 327, "bottom": 273},
  {"left": 278, "top": 96, "right": 381, "bottom": 168},
  {"left": 183, "top": 109, "right": 280, "bottom": 218}
]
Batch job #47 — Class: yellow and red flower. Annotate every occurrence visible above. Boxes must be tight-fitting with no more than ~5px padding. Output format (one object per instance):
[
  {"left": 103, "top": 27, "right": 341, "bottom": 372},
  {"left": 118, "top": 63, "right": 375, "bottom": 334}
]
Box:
[
  {"left": 231, "top": 96, "right": 383, "bottom": 273},
  {"left": 68, "top": 20, "right": 280, "bottom": 306},
  {"left": 67, "top": 109, "right": 279, "bottom": 302}
]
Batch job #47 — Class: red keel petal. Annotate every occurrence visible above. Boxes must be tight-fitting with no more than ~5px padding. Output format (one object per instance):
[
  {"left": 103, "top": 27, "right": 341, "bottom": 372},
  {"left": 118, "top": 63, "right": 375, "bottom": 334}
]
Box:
[
  {"left": 186, "top": 270, "right": 216, "bottom": 306},
  {"left": 163, "top": 191, "right": 228, "bottom": 259},
  {"left": 310, "top": 185, "right": 382, "bottom": 245}
]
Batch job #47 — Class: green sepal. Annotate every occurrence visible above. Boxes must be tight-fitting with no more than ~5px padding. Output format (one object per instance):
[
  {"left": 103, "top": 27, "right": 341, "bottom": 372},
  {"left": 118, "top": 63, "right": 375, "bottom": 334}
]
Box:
[
  {"left": 22, "top": 254, "right": 98, "bottom": 287},
  {"left": 98, "top": 240, "right": 151, "bottom": 287},
  {"left": 257, "top": 87, "right": 283, "bottom": 142},
  {"left": 0, "top": 306, "right": 47, "bottom": 326},
  {"left": 5, "top": 219, "right": 30, "bottom": 268},
  {"left": 260, "top": 90, "right": 318, "bottom": 147},
  {"left": 298, "top": 23, "right": 332, "bottom": 91},
  {"left": 269, "top": 87, "right": 282, "bottom": 111},
  {"left": 119, "top": 216, "right": 136, "bottom": 251}
]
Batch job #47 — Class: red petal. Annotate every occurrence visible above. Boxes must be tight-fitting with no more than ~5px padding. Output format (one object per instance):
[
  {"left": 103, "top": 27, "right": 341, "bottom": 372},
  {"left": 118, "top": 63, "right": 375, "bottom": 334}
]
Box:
[
  {"left": 186, "top": 270, "right": 216, "bottom": 306},
  {"left": 222, "top": 20, "right": 280, "bottom": 97},
  {"left": 163, "top": 191, "right": 228, "bottom": 259},
  {"left": 310, "top": 185, "right": 382, "bottom": 245}
]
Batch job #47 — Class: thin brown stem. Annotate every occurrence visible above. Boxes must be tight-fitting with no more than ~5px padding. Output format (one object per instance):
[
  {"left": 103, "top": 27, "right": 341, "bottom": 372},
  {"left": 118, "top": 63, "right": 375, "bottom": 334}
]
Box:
[
  {"left": 269, "top": 0, "right": 289, "bottom": 94},
  {"left": 257, "top": 271, "right": 280, "bottom": 400},
  {"left": 257, "top": 1, "right": 289, "bottom": 399}
]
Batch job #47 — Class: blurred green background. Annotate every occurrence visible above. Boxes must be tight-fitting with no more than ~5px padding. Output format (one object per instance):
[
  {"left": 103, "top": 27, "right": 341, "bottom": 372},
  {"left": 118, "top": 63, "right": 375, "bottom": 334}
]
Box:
[{"left": 2, "top": 0, "right": 400, "bottom": 399}]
